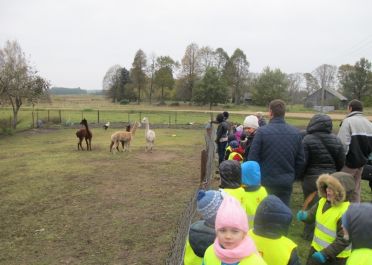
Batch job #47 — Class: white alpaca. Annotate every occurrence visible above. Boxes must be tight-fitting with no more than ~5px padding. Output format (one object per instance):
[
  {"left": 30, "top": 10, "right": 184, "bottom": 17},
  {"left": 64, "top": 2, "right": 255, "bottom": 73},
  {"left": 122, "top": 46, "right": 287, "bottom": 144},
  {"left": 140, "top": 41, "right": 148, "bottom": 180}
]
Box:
[{"left": 142, "top": 117, "right": 156, "bottom": 152}]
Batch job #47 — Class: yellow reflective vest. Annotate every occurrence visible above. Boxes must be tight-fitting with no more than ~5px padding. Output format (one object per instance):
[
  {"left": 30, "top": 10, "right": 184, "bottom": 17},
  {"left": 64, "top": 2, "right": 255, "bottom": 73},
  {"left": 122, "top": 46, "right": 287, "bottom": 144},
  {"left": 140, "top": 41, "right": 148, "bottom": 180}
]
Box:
[
  {"left": 228, "top": 152, "right": 243, "bottom": 163},
  {"left": 203, "top": 244, "right": 267, "bottom": 265},
  {"left": 346, "top": 249, "right": 372, "bottom": 265},
  {"left": 249, "top": 229, "right": 296, "bottom": 265},
  {"left": 222, "top": 187, "right": 245, "bottom": 205},
  {"left": 241, "top": 187, "right": 268, "bottom": 228},
  {"left": 184, "top": 238, "right": 203, "bottom": 265},
  {"left": 312, "top": 198, "right": 351, "bottom": 258}
]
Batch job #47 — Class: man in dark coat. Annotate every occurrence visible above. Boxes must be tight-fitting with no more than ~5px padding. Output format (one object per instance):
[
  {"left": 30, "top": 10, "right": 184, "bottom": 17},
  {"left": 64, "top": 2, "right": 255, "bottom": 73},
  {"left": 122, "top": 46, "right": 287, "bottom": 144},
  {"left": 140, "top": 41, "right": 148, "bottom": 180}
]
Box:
[{"left": 248, "top": 99, "right": 305, "bottom": 206}]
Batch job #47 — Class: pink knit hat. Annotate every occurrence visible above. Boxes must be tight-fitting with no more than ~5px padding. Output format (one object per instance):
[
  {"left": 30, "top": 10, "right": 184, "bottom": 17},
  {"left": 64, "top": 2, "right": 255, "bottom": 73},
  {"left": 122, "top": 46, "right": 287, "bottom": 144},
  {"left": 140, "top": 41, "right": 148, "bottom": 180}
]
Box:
[{"left": 215, "top": 195, "right": 248, "bottom": 233}]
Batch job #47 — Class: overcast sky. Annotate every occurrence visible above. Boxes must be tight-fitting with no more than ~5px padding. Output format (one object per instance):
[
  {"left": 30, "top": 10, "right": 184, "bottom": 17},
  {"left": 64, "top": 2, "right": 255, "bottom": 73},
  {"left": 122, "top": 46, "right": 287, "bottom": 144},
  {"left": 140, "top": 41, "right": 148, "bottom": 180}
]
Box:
[{"left": 1, "top": 0, "right": 371, "bottom": 90}]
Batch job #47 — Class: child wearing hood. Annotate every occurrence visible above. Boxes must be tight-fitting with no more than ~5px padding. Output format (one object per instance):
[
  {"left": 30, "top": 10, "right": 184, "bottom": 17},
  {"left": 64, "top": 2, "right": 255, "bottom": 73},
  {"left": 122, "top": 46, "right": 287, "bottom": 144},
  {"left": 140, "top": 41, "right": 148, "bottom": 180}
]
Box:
[
  {"left": 219, "top": 160, "right": 244, "bottom": 204},
  {"left": 341, "top": 203, "right": 372, "bottom": 265},
  {"left": 202, "top": 195, "right": 267, "bottom": 265},
  {"left": 226, "top": 140, "right": 244, "bottom": 163},
  {"left": 241, "top": 161, "right": 268, "bottom": 228},
  {"left": 184, "top": 190, "right": 224, "bottom": 265},
  {"left": 297, "top": 172, "right": 355, "bottom": 265},
  {"left": 249, "top": 195, "right": 301, "bottom": 265}
]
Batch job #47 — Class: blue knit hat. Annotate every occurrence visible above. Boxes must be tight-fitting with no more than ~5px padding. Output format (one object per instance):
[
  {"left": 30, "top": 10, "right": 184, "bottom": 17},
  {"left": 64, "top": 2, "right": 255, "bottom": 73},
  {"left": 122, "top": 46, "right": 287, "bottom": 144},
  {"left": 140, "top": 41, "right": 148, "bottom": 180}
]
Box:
[
  {"left": 241, "top": 161, "right": 261, "bottom": 187},
  {"left": 197, "top": 189, "right": 223, "bottom": 226},
  {"left": 229, "top": 140, "right": 239, "bottom": 149}
]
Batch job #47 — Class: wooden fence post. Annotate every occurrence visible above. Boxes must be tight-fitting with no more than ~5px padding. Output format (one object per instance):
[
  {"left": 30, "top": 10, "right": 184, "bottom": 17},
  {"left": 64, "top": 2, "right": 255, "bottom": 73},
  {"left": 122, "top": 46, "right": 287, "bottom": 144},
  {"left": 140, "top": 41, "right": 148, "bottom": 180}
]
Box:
[
  {"left": 48, "top": 110, "right": 50, "bottom": 122},
  {"left": 59, "top": 110, "right": 62, "bottom": 124},
  {"left": 97, "top": 110, "right": 100, "bottom": 124}
]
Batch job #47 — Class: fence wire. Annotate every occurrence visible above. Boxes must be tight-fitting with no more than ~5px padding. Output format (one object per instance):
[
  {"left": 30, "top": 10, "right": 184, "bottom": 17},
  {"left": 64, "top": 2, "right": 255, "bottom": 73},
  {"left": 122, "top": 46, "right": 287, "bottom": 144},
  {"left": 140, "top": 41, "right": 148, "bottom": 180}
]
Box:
[{"left": 165, "top": 126, "right": 216, "bottom": 265}]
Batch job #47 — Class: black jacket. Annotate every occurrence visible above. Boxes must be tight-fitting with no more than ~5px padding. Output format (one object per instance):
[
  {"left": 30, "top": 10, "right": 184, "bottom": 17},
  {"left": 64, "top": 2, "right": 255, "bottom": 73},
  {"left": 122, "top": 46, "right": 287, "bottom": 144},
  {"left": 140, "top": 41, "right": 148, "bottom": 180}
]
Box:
[{"left": 302, "top": 114, "right": 345, "bottom": 178}]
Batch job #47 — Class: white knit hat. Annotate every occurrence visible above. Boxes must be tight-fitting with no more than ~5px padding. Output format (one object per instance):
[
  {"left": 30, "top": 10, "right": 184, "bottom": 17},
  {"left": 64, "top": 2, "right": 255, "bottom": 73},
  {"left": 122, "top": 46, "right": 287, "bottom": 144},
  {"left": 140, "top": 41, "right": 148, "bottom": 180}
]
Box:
[{"left": 243, "top": 115, "right": 259, "bottom": 129}]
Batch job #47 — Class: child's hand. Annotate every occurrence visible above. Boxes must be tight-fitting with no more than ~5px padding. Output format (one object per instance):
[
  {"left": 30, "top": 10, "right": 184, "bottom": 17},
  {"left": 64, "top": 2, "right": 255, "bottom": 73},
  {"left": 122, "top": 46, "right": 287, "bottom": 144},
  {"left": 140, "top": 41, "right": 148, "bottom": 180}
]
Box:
[
  {"left": 312, "top": 251, "right": 326, "bottom": 263},
  {"left": 296, "top": 210, "right": 308, "bottom": 221}
]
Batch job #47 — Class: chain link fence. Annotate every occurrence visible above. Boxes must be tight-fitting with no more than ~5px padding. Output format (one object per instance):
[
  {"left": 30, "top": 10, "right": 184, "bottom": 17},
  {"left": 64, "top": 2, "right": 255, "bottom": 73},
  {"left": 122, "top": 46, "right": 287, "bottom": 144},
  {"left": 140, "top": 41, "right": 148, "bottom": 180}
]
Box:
[{"left": 165, "top": 125, "right": 216, "bottom": 265}]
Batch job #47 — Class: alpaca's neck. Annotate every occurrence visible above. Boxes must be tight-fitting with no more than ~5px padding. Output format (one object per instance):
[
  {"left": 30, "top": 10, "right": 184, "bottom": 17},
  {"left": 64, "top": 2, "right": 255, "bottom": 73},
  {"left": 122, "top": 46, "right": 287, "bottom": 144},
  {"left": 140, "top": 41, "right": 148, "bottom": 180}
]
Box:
[
  {"left": 145, "top": 121, "right": 149, "bottom": 133},
  {"left": 131, "top": 122, "right": 138, "bottom": 136}
]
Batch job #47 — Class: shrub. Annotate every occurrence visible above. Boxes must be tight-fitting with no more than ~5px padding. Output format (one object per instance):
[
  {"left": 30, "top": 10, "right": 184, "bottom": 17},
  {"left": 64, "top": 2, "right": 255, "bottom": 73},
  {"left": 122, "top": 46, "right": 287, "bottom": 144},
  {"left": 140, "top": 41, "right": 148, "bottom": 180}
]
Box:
[
  {"left": 169, "top": 102, "right": 180, "bottom": 106},
  {"left": 120, "top": 99, "right": 130, "bottom": 105}
]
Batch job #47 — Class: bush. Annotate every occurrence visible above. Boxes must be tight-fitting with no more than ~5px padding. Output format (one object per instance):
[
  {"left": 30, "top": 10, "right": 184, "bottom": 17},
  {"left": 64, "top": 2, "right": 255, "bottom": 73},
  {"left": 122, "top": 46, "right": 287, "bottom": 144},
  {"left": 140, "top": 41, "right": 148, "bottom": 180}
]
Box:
[
  {"left": 169, "top": 102, "right": 180, "bottom": 106},
  {"left": 120, "top": 99, "right": 130, "bottom": 105}
]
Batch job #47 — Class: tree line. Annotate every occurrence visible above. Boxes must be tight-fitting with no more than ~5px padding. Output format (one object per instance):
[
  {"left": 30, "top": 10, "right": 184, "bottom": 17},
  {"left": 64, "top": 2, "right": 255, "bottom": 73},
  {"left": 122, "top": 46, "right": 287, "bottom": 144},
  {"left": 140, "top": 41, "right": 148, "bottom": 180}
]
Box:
[
  {"left": 104, "top": 43, "right": 372, "bottom": 108},
  {"left": 1, "top": 40, "right": 372, "bottom": 129}
]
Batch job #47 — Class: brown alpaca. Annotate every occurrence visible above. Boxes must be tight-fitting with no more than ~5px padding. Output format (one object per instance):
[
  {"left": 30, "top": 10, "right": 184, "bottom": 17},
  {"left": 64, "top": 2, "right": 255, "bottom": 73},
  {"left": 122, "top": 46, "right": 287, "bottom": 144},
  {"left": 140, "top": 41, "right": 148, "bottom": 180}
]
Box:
[
  {"left": 76, "top": 118, "right": 92, "bottom": 150},
  {"left": 110, "top": 121, "right": 140, "bottom": 153}
]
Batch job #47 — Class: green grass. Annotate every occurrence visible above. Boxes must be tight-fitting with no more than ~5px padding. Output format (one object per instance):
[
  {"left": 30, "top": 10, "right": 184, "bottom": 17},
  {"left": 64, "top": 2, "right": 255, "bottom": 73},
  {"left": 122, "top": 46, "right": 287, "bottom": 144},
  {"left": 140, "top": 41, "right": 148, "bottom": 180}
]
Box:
[{"left": 0, "top": 127, "right": 205, "bottom": 264}]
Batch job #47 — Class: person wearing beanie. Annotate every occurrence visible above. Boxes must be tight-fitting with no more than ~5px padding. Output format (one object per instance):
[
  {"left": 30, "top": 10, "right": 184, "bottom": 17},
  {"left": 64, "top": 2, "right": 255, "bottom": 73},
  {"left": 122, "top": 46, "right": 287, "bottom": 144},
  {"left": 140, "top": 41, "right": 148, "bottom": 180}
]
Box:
[
  {"left": 224, "top": 134, "right": 239, "bottom": 161},
  {"left": 219, "top": 160, "right": 245, "bottom": 204},
  {"left": 296, "top": 172, "right": 355, "bottom": 265},
  {"left": 341, "top": 203, "right": 372, "bottom": 265},
  {"left": 242, "top": 115, "right": 259, "bottom": 161},
  {"left": 226, "top": 140, "right": 244, "bottom": 163},
  {"left": 241, "top": 161, "right": 268, "bottom": 228},
  {"left": 249, "top": 195, "right": 300, "bottom": 265},
  {"left": 202, "top": 195, "right": 267, "bottom": 265},
  {"left": 300, "top": 113, "right": 345, "bottom": 241},
  {"left": 184, "top": 189, "right": 224, "bottom": 265},
  {"left": 214, "top": 113, "right": 229, "bottom": 165}
]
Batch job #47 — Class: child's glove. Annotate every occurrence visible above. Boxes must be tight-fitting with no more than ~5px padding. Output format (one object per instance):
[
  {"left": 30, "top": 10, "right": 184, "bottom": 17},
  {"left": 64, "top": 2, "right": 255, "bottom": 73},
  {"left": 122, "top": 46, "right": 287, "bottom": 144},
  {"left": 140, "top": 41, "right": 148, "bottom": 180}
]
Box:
[
  {"left": 296, "top": 210, "right": 308, "bottom": 221},
  {"left": 312, "top": 251, "right": 326, "bottom": 263}
]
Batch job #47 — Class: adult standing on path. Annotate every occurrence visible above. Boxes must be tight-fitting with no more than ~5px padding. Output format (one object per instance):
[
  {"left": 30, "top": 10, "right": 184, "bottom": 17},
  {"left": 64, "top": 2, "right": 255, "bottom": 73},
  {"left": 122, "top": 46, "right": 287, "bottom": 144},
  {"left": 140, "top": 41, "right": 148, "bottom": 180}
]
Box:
[
  {"left": 215, "top": 113, "right": 229, "bottom": 165},
  {"left": 248, "top": 99, "right": 305, "bottom": 206},
  {"left": 337, "top": 99, "right": 372, "bottom": 203}
]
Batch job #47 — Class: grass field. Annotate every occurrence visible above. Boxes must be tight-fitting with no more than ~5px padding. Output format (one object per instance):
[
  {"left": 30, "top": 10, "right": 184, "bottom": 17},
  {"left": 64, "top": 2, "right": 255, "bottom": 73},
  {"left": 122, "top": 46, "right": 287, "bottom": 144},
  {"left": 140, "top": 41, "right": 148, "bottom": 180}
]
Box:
[{"left": 0, "top": 127, "right": 204, "bottom": 264}]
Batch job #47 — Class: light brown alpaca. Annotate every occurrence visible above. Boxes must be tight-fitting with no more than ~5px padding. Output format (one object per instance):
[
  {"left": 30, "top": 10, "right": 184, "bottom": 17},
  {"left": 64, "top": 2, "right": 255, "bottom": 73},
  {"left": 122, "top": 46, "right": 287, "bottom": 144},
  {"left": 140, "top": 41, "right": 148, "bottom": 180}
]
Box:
[{"left": 110, "top": 121, "right": 141, "bottom": 153}]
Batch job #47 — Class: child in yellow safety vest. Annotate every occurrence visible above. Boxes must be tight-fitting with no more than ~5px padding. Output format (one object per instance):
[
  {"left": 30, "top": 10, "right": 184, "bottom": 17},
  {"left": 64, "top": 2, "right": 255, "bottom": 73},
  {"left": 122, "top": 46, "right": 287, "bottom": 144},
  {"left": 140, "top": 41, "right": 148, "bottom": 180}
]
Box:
[
  {"left": 227, "top": 140, "right": 244, "bottom": 163},
  {"left": 297, "top": 172, "right": 355, "bottom": 265},
  {"left": 202, "top": 195, "right": 267, "bottom": 265},
  {"left": 249, "top": 195, "right": 301, "bottom": 265},
  {"left": 341, "top": 203, "right": 372, "bottom": 265},
  {"left": 184, "top": 189, "right": 224, "bottom": 265},
  {"left": 241, "top": 161, "right": 267, "bottom": 228},
  {"left": 218, "top": 160, "right": 245, "bottom": 204}
]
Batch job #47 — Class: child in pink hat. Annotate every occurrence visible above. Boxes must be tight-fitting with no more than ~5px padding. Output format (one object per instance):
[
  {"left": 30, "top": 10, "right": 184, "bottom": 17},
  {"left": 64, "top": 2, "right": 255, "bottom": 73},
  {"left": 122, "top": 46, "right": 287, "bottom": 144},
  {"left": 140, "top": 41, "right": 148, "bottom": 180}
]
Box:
[{"left": 202, "top": 195, "right": 267, "bottom": 265}]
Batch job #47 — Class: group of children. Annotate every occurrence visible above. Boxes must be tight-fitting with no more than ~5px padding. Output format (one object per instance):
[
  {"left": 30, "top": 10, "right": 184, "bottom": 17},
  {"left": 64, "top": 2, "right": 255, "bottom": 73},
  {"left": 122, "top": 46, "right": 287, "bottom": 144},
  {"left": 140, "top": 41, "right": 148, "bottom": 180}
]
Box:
[{"left": 185, "top": 160, "right": 372, "bottom": 265}]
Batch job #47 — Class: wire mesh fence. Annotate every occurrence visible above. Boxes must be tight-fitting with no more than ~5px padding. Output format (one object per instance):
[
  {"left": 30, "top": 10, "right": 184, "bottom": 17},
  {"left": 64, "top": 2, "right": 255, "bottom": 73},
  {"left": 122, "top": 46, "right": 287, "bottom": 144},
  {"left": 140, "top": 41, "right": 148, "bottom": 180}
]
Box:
[{"left": 165, "top": 126, "right": 216, "bottom": 265}]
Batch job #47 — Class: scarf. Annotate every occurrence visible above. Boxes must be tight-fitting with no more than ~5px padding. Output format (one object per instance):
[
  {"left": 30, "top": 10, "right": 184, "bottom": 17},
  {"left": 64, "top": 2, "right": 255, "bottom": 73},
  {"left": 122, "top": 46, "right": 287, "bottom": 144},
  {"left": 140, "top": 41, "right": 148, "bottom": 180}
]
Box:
[{"left": 213, "top": 235, "right": 257, "bottom": 264}]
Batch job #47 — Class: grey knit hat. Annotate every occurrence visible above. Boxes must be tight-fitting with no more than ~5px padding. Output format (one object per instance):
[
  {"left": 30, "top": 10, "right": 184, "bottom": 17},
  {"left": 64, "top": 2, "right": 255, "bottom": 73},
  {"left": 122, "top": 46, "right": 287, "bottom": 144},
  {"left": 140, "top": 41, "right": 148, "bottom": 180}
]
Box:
[{"left": 196, "top": 189, "right": 223, "bottom": 226}]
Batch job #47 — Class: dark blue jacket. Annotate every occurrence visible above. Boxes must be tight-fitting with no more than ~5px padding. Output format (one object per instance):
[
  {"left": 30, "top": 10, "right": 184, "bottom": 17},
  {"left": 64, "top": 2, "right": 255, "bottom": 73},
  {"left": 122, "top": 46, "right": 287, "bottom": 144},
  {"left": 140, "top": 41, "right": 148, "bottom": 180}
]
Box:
[{"left": 248, "top": 117, "right": 305, "bottom": 188}]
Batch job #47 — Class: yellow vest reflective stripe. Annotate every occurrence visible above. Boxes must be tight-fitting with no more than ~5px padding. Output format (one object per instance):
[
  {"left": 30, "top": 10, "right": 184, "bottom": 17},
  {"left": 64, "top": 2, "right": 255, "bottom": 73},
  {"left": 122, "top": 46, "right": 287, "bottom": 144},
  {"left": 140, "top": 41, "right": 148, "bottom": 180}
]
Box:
[
  {"left": 184, "top": 238, "right": 203, "bottom": 265},
  {"left": 223, "top": 187, "right": 245, "bottom": 204},
  {"left": 228, "top": 152, "right": 243, "bottom": 162},
  {"left": 242, "top": 187, "right": 268, "bottom": 228},
  {"left": 249, "top": 230, "right": 296, "bottom": 265},
  {"left": 203, "top": 244, "right": 267, "bottom": 265},
  {"left": 346, "top": 249, "right": 372, "bottom": 265},
  {"left": 312, "top": 198, "right": 351, "bottom": 258}
]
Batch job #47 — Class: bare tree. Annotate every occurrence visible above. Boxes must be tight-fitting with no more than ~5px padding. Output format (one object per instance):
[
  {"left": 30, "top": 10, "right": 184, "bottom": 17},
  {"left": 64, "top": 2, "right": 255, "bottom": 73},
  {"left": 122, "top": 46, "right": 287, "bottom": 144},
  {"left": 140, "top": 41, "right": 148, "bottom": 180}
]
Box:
[
  {"left": 179, "top": 43, "right": 201, "bottom": 100},
  {"left": 313, "top": 64, "right": 337, "bottom": 111},
  {"left": 287, "top": 73, "right": 304, "bottom": 104},
  {"left": 0, "top": 40, "right": 50, "bottom": 129},
  {"left": 130, "top": 49, "right": 147, "bottom": 104}
]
